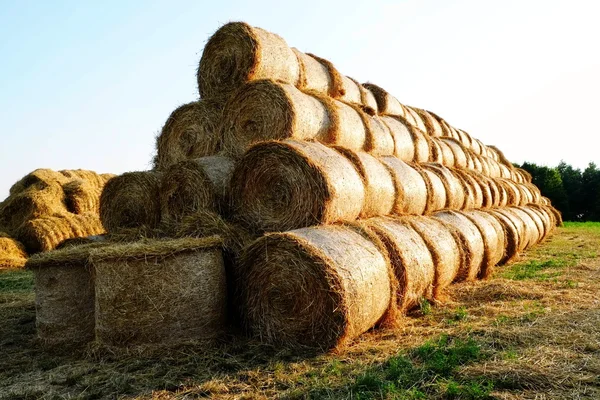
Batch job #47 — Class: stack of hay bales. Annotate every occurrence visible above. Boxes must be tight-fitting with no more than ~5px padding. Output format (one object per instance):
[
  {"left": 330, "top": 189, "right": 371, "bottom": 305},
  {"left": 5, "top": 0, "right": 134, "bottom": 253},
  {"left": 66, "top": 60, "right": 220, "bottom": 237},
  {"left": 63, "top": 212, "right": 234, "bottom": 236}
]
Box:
[
  {"left": 29, "top": 21, "right": 562, "bottom": 352},
  {"left": 0, "top": 169, "right": 113, "bottom": 265}
]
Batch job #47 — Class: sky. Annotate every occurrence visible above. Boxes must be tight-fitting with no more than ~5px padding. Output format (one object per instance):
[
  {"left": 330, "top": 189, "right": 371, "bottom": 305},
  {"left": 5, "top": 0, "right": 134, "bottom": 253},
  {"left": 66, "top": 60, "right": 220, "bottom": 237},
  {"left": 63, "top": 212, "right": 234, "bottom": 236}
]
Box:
[{"left": 1, "top": 0, "right": 599, "bottom": 199}]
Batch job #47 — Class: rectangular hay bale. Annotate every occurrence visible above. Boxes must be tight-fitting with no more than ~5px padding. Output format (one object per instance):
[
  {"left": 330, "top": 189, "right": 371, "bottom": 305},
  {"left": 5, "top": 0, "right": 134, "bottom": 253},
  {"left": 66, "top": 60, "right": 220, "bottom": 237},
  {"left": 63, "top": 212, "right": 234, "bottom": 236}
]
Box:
[
  {"left": 26, "top": 244, "right": 103, "bottom": 346},
  {"left": 91, "top": 237, "right": 226, "bottom": 346}
]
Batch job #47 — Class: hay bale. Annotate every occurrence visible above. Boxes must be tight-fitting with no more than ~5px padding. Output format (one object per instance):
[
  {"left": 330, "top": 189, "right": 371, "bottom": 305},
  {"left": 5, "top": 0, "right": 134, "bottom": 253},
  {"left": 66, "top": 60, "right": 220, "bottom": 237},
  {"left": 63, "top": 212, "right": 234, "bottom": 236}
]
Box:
[
  {"left": 220, "top": 80, "right": 379, "bottom": 157},
  {"left": 483, "top": 209, "right": 522, "bottom": 263},
  {"left": 380, "top": 158, "right": 428, "bottom": 215},
  {"left": 452, "top": 169, "right": 483, "bottom": 209},
  {"left": 362, "top": 83, "right": 407, "bottom": 117},
  {"left": 363, "top": 217, "right": 435, "bottom": 311},
  {"left": 17, "top": 212, "right": 105, "bottom": 254},
  {"left": 26, "top": 243, "right": 105, "bottom": 346},
  {"left": 421, "top": 164, "right": 465, "bottom": 210},
  {"left": 404, "top": 106, "right": 428, "bottom": 133},
  {"left": 512, "top": 206, "right": 547, "bottom": 243},
  {"left": 334, "top": 148, "right": 395, "bottom": 218},
  {"left": 441, "top": 138, "right": 468, "bottom": 169},
  {"left": 497, "top": 179, "right": 521, "bottom": 206},
  {"left": 159, "top": 156, "right": 235, "bottom": 222},
  {"left": 0, "top": 232, "right": 27, "bottom": 269},
  {"left": 8, "top": 168, "right": 69, "bottom": 196},
  {"left": 498, "top": 163, "right": 512, "bottom": 179},
  {"left": 379, "top": 116, "right": 415, "bottom": 162},
  {"left": 229, "top": 140, "right": 364, "bottom": 232},
  {"left": 92, "top": 237, "right": 226, "bottom": 346},
  {"left": 55, "top": 235, "right": 106, "bottom": 250},
  {"left": 490, "top": 208, "right": 532, "bottom": 252},
  {"left": 412, "top": 108, "right": 444, "bottom": 137},
  {"left": 239, "top": 225, "right": 392, "bottom": 349},
  {"left": 417, "top": 166, "right": 447, "bottom": 214},
  {"left": 99, "top": 171, "right": 162, "bottom": 232},
  {"left": 0, "top": 183, "right": 67, "bottom": 234},
  {"left": 461, "top": 210, "right": 506, "bottom": 276},
  {"left": 63, "top": 179, "right": 102, "bottom": 214},
  {"left": 198, "top": 22, "right": 301, "bottom": 99},
  {"left": 405, "top": 216, "right": 463, "bottom": 300},
  {"left": 153, "top": 100, "right": 223, "bottom": 171},
  {"left": 523, "top": 205, "right": 553, "bottom": 241},
  {"left": 428, "top": 136, "right": 444, "bottom": 164},
  {"left": 495, "top": 179, "right": 509, "bottom": 207},
  {"left": 508, "top": 207, "right": 543, "bottom": 247},
  {"left": 433, "top": 211, "right": 485, "bottom": 282},
  {"left": 434, "top": 138, "right": 455, "bottom": 167}
]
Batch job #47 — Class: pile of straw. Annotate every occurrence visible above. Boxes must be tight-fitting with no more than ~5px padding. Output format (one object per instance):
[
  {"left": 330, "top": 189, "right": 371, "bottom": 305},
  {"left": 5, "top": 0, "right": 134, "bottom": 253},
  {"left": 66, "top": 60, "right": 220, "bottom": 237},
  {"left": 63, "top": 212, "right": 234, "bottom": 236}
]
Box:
[
  {"left": 0, "top": 232, "right": 27, "bottom": 269},
  {"left": 17, "top": 212, "right": 105, "bottom": 254}
]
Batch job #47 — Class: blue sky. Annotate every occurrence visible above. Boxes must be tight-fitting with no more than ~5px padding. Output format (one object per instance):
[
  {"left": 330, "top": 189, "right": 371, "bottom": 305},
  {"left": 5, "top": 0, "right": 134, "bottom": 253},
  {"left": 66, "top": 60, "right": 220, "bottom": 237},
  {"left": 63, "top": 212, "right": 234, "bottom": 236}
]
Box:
[{"left": 1, "top": 0, "right": 599, "bottom": 199}]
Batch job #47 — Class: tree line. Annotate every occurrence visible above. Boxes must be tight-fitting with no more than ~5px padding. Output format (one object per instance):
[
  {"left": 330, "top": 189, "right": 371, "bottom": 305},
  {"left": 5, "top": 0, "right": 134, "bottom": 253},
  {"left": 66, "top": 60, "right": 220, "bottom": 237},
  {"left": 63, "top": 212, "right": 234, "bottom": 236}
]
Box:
[{"left": 517, "top": 161, "right": 600, "bottom": 222}]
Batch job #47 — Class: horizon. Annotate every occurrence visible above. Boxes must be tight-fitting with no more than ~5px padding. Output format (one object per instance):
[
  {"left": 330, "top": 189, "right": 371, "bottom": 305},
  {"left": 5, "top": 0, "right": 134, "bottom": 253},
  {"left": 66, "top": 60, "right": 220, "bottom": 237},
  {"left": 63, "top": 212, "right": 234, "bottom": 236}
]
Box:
[{"left": 1, "top": 0, "right": 599, "bottom": 199}]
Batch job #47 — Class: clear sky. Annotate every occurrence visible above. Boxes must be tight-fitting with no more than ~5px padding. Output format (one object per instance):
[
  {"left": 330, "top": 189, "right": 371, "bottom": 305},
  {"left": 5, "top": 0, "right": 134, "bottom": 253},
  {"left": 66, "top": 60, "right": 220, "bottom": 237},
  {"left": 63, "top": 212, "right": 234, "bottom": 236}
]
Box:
[{"left": 1, "top": 0, "right": 599, "bottom": 199}]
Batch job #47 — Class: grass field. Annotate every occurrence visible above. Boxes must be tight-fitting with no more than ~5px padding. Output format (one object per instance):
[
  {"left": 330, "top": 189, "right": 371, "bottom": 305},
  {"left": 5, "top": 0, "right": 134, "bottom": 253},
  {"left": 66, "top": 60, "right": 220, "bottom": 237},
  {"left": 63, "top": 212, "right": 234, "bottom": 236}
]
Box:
[{"left": 1, "top": 222, "right": 599, "bottom": 399}]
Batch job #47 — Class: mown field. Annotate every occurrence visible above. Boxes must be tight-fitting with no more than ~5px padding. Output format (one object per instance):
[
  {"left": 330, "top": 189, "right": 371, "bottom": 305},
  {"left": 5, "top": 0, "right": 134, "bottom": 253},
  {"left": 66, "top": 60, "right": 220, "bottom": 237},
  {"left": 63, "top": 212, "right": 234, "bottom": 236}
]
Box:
[{"left": 1, "top": 222, "right": 599, "bottom": 399}]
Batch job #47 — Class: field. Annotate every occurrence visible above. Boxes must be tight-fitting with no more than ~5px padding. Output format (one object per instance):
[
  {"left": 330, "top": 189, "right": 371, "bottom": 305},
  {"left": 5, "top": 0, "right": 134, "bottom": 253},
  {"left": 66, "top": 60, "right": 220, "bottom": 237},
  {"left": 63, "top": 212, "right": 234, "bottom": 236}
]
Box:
[{"left": 1, "top": 222, "right": 599, "bottom": 399}]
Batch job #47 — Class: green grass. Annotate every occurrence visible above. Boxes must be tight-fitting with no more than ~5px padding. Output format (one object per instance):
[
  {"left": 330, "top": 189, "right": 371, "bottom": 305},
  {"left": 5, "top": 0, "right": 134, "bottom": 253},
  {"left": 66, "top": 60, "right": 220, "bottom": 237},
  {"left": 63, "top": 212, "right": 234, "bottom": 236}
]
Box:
[
  {"left": 562, "top": 221, "right": 600, "bottom": 230},
  {"left": 500, "top": 259, "right": 571, "bottom": 280},
  {"left": 349, "top": 335, "right": 492, "bottom": 399}
]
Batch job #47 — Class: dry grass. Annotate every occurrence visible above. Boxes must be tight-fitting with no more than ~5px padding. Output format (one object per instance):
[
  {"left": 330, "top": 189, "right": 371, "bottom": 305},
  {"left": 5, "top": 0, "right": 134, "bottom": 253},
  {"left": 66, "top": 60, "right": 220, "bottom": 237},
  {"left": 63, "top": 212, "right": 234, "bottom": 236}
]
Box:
[{"left": 0, "top": 223, "right": 599, "bottom": 399}]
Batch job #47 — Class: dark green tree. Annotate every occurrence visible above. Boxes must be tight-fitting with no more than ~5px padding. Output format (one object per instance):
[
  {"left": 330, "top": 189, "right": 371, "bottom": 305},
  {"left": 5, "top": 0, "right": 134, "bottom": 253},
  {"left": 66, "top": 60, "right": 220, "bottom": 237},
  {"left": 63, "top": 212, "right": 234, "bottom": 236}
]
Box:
[
  {"left": 581, "top": 162, "right": 600, "bottom": 221},
  {"left": 557, "top": 161, "right": 583, "bottom": 220}
]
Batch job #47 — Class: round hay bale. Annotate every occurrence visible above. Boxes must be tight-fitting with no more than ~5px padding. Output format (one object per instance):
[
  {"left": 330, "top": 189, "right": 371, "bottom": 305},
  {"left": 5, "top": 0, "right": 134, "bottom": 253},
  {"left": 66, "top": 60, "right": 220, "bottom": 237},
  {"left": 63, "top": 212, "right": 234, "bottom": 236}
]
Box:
[
  {"left": 523, "top": 205, "right": 553, "bottom": 241},
  {"left": 197, "top": 22, "right": 301, "bottom": 99},
  {"left": 17, "top": 213, "right": 105, "bottom": 254},
  {"left": 540, "top": 196, "right": 550, "bottom": 206},
  {"left": 495, "top": 179, "right": 509, "bottom": 207},
  {"left": 229, "top": 140, "right": 365, "bottom": 232},
  {"left": 153, "top": 100, "right": 223, "bottom": 171},
  {"left": 379, "top": 116, "right": 415, "bottom": 162},
  {"left": 434, "top": 138, "right": 455, "bottom": 167},
  {"left": 364, "top": 115, "right": 396, "bottom": 156},
  {"left": 99, "top": 171, "right": 162, "bottom": 232},
  {"left": 63, "top": 180, "right": 102, "bottom": 215},
  {"left": 524, "top": 183, "right": 542, "bottom": 204},
  {"left": 470, "top": 152, "right": 483, "bottom": 173},
  {"left": 516, "top": 168, "right": 533, "bottom": 183},
  {"left": 482, "top": 176, "right": 501, "bottom": 207},
  {"left": 412, "top": 108, "right": 444, "bottom": 137},
  {"left": 404, "top": 106, "right": 427, "bottom": 133},
  {"left": 483, "top": 209, "right": 522, "bottom": 264},
  {"left": 409, "top": 126, "right": 432, "bottom": 163},
  {"left": 0, "top": 183, "right": 67, "bottom": 234},
  {"left": 433, "top": 210, "right": 485, "bottom": 282},
  {"left": 404, "top": 216, "right": 463, "bottom": 300},
  {"left": 159, "top": 156, "right": 235, "bottom": 222},
  {"left": 220, "top": 80, "right": 375, "bottom": 157},
  {"left": 462, "top": 210, "right": 505, "bottom": 276},
  {"left": 441, "top": 138, "right": 468, "bottom": 169},
  {"left": 239, "top": 225, "right": 392, "bottom": 349},
  {"left": 0, "top": 232, "right": 27, "bottom": 269},
  {"left": 428, "top": 137, "right": 444, "bottom": 164},
  {"left": 512, "top": 206, "right": 546, "bottom": 244},
  {"left": 490, "top": 208, "right": 532, "bottom": 251},
  {"left": 421, "top": 164, "right": 465, "bottom": 210},
  {"left": 417, "top": 166, "right": 447, "bottom": 214},
  {"left": 362, "top": 82, "right": 407, "bottom": 116},
  {"left": 498, "top": 163, "right": 512, "bottom": 179},
  {"left": 380, "top": 158, "right": 428, "bottom": 215},
  {"left": 363, "top": 217, "right": 435, "bottom": 311},
  {"left": 9, "top": 169, "right": 69, "bottom": 195},
  {"left": 508, "top": 207, "right": 543, "bottom": 247},
  {"left": 92, "top": 237, "right": 226, "bottom": 346},
  {"left": 334, "top": 148, "right": 395, "bottom": 218},
  {"left": 497, "top": 179, "right": 521, "bottom": 206},
  {"left": 452, "top": 169, "right": 484, "bottom": 209}
]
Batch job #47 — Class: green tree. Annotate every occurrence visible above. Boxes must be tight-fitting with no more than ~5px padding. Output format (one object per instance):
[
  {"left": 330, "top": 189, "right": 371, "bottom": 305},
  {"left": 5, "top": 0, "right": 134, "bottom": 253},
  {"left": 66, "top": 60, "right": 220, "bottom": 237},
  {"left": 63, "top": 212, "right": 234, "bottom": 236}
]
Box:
[
  {"left": 557, "top": 161, "right": 583, "bottom": 220},
  {"left": 581, "top": 162, "right": 600, "bottom": 221}
]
